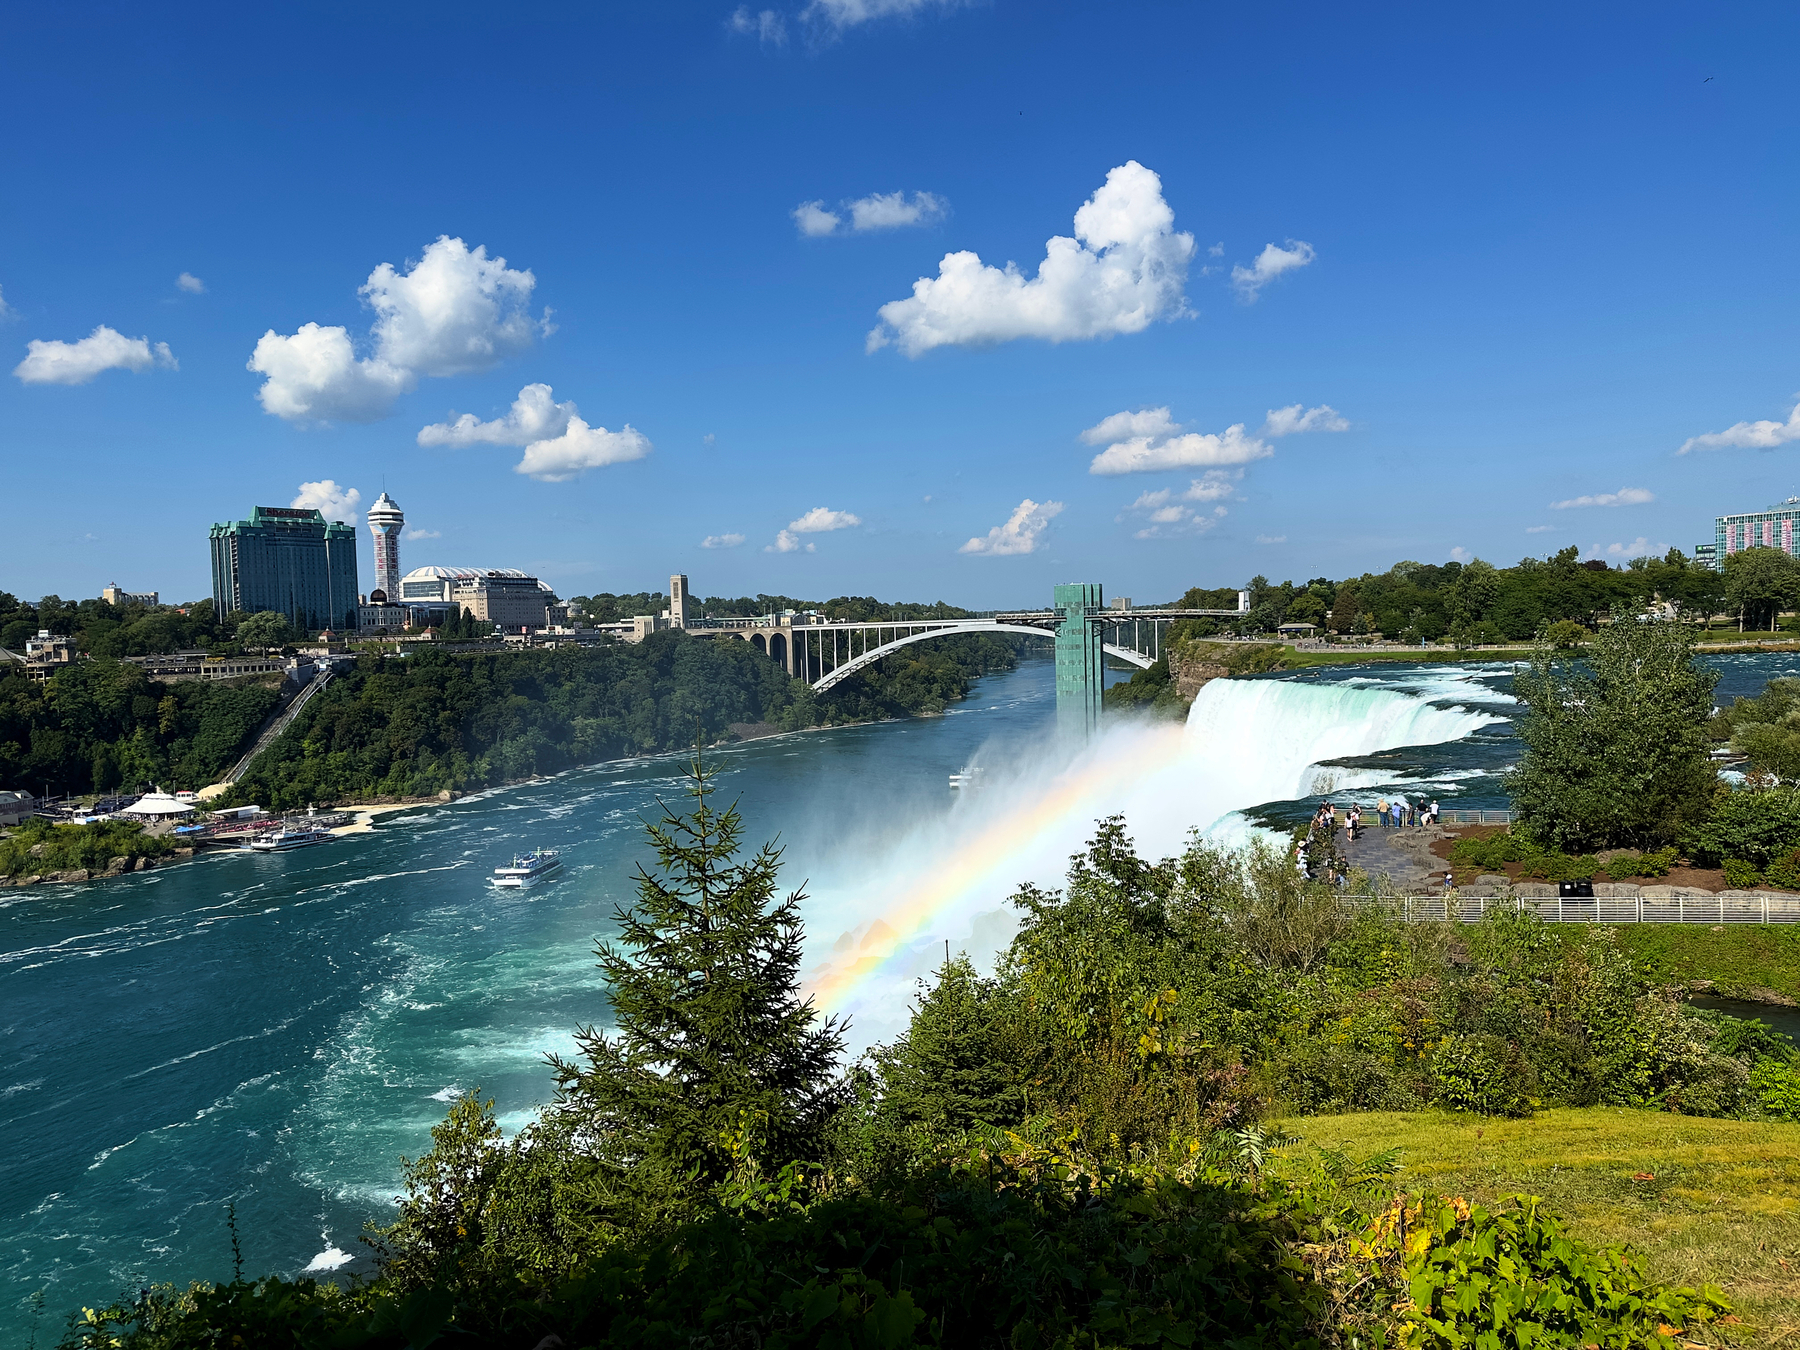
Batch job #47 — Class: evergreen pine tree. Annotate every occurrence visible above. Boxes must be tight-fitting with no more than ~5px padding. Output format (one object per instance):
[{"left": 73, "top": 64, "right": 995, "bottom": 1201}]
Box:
[
  {"left": 547, "top": 755, "right": 846, "bottom": 1225},
  {"left": 873, "top": 952, "right": 1023, "bottom": 1134}
]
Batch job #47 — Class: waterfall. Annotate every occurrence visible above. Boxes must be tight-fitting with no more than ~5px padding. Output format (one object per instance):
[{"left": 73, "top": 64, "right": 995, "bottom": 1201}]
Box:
[{"left": 801, "top": 670, "right": 1506, "bottom": 1049}]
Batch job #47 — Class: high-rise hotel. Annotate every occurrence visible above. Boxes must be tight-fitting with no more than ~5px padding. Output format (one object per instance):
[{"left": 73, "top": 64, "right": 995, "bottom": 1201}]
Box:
[
  {"left": 1716, "top": 498, "right": 1800, "bottom": 560},
  {"left": 209, "top": 505, "right": 360, "bottom": 633}
]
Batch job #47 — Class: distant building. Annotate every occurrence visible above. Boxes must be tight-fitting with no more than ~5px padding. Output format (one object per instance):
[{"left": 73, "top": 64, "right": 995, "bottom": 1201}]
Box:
[
  {"left": 209, "top": 505, "right": 359, "bottom": 633},
  {"left": 367, "top": 492, "right": 404, "bottom": 602},
  {"left": 1717, "top": 499, "right": 1800, "bottom": 560},
  {"left": 358, "top": 601, "right": 410, "bottom": 631},
  {"left": 0, "top": 790, "right": 33, "bottom": 826},
  {"left": 0, "top": 630, "right": 80, "bottom": 683},
  {"left": 101, "top": 584, "right": 159, "bottom": 607},
  {"left": 1693, "top": 543, "right": 1718, "bottom": 569},
  {"left": 398, "top": 566, "right": 551, "bottom": 630},
  {"left": 123, "top": 651, "right": 287, "bottom": 682}
]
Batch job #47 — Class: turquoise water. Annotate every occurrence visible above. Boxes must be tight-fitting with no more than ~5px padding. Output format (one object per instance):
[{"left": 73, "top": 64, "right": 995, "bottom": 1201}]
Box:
[{"left": 2, "top": 651, "right": 1785, "bottom": 1333}]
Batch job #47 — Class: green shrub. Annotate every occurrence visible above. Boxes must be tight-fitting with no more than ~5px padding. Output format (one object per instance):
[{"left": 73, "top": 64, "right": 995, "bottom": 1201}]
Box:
[
  {"left": 1763, "top": 848, "right": 1800, "bottom": 890},
  {"left": 1722, "top": 858, "right": 1762, "bottom": 888},
  {"left": 0, "top": 816, "right": 172, "bottom": 877},
  {"left": 1601, "top": 847, "right": 1677, "bottom": 880},
  {"left": 1428, "top": 1033, "right": 1537, "bottom": 1117},
  {"left": 1751, "top": 1058, "right": 1800, "bottom": 1120},
  {"left": 1401, "top": 1195, "right": 1729, "bottom": 1349},
  {"left": 1685, "top": 783, "right": 1800, "bottom": 868}
]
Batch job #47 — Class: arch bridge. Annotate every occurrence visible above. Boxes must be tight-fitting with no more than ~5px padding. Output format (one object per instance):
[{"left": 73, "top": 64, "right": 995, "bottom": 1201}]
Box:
[{"left": 686, "top": 583, "right": 1246, "bottom": 733}]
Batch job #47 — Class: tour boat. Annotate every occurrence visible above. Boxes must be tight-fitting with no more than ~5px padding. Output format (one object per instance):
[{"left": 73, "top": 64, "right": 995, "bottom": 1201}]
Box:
[
  {"left": 248, "top": 825, "right": 334, "bottom": 852},
  {"left": 948, "top": 766, "right": 985, "bottom": 790},
  {"left": 491, "top": 849, "right": 563, "bottom": 889}
]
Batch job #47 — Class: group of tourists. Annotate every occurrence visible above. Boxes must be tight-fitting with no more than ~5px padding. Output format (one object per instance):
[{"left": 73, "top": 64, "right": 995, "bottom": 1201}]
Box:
[
  {"left": 1295, "top": 794, "right": 1452, "bottom": 892},
  {"left": 1373, "top": 795, "right": 1440, "bottom": 828}
]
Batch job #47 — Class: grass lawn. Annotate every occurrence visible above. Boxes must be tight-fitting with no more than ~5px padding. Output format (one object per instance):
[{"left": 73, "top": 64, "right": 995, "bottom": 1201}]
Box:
[
  {"left": 1281, "top": 1108, "right": 1800, "bottom": 1346},
  {"left": 1613, "top": 925, "right": 1800, "bottom": 1002}
]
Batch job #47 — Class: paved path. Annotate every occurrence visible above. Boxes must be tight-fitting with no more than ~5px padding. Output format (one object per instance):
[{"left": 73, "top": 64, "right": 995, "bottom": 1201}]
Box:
[{"left": 1337, "top": 821, "right": 1452, "bottom": 891}]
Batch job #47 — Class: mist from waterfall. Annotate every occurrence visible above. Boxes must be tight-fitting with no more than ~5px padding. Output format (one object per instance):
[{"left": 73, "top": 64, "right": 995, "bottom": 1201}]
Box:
[{"left": 799, "top": 669, "right": 1507, "bottom": 1050}]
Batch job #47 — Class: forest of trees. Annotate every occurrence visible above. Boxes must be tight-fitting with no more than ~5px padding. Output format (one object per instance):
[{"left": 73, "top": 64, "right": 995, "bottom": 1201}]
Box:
[
  {"left": 0, "top": 659, "right": 281, "bottom": 798},
  {"left": 1166, "top": 545, "right": 1800, "bottom": 643},
  {"left": 0, "top": 592, "right": 239, "bottom": 659},
  {"left": 225, "top": 628, "right": 1020, "bottom": 809}
]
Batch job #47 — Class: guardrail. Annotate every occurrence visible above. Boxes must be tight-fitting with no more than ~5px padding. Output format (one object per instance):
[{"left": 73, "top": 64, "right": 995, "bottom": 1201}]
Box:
[
  {"left": 1437, "top": 809, "right": 1514, "bottom": 825},
  {"left": 1335, "top": 891, "right": 1800, "bottom": 924}
]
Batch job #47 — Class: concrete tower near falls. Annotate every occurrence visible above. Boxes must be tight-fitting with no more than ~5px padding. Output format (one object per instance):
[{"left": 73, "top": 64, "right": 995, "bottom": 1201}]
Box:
[{"left": 367, "top": 492, "right": 404, "bottom": 601}]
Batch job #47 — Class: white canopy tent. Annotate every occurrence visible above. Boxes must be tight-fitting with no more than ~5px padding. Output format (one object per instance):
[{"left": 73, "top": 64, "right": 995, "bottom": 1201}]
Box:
[{"left": 120, "top": 790, "right": 195, "bottom": 817}]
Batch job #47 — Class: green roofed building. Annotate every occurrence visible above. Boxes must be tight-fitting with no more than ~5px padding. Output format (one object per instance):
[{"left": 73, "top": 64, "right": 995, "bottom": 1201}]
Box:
[{"left": 209, "top": 505, "right": 360, "bottom": 633}]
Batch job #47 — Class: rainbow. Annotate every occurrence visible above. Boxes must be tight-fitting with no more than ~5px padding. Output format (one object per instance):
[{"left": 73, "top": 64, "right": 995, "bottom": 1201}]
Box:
[{"left": 804, "top": 722, "right": 1191, "bottom": 1015}]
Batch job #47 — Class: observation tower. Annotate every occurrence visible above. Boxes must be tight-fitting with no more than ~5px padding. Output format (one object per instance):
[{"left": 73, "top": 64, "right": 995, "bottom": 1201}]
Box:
[{"left": 367, "top": 492, "right": 404, "bottom": 601}]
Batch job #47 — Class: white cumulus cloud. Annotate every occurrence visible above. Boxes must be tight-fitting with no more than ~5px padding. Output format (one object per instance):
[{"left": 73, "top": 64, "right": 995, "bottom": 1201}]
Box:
[
  {"left": 249, "top": 236, "right": 548, "bottom": 423},
  {"left": 1231, "top": 240, "right": 1315, "bottom": 301},
  {"left": 793, "top": 201, "right": 842, "bottom": 237},
  {"left": 13, "top": 326, "right": 177, "bottom": 385},
  {"left": 176, "top": 272, "right": 206, "bottom": 294},
  {"left": 0, "top": 284, "right": 9, "bottom": 318},
  {"left": 1604, "top": 537, "right": 1664, "bottom": 558},
  {"left": 788, "top": 506, "right": 862, "bottom": 533},
  {"left": 1084, "top": 402, "right": 1344, "bottom": 475},
  {"left": 1254, "top": 534, "right": 1288, "bottom": 544},
  {"left": 959, "top": 498, "right": 1063, "bottom": 555},
  {"left": 1679, "top": 400, "right": 1800, "bottom": 454},
  {"left": 1262, "top": 403, "right": 1347, "bottom": 436},
  {"left": 701, "top": 533, "right": 746, "bottom": 549},
  {"left": 1182, "top": 469, "right": 1241, "bottom": 502},
  {"left": 867, "top": 161, "right": 1194, "bottom": 357},
  {"left": 766, "top": 506, "right": 860, "bottom": 553},
  {"left": 514, "top": 417, "right": 651, "bottom": 482},
  {"left": 1122, "top": 476, "right": 1234, "bottom": 537},
  {"left": 293, "top": 479, "right": 362, "bottom": 524},
  {"left": 1549, "top": 486, "right": 1655, "bottom": 509},
  {"left": 849, "top": 191, "right": 946, "bottom": 231},
  {"left": 1525, "top": 525, "right": 1554, "bottom": 534},
  {"left": 418, "top": 383, "right": 575, "bottom": 447},
  {"left": 405, "top": 528, "right": 441, "bottom": 540},
  {"left": 795, "top": 190, "right": 946, "bottom": 237},
  {"left": 246, "top": 322, "right": 411, "bottom": 421},
  {"left": 728, "top": 5, "right": 787, "bottom": 43},
  {"left": 1085, "top": 409, "right": 1267, "bottom": 476}
]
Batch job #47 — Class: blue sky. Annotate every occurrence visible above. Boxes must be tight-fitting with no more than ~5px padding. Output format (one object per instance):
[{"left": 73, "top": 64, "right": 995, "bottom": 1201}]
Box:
[{"left": 3, "top": 0, "right": 1796, "bottom": 609}]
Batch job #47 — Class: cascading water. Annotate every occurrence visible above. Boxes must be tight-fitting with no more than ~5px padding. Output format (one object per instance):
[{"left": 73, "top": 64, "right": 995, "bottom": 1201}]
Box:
[{"left": 801, "top": 672, "right": 1505, "bottom": 1048}]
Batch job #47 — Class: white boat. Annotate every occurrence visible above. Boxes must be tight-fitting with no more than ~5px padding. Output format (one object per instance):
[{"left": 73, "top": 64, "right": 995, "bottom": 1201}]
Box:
[
  {"left": 248, "top": 826, "right": 334, "bottom": 852},
  {"left": 948, "top": 766, "right": 985, "bottom": 790},
  {"left": 491, "top": 849, "right": 563, "bottom": 888}
]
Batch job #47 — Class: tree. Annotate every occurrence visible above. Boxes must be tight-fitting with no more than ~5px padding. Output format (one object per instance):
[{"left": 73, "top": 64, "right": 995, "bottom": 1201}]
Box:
[
  {"left": 1722, "top": 546, "right": 1800, "bottom": 631},
  {"left": 1719, "top": 676, "right": 1800, "bottom": 782},
  {"left": 1544, "top": 619, "right": 1590, "bottom": 649},
  {"left": 1505, "top": 614, "right": 1719, "bottom": 850},
  {"left": 1449, "top": 558, "right": 1501, "bottom": 626},
  {"left": 871, "top": 953, "right": 1023, "bottom": 1135},
  {"left": 234, "top": 609, "right": 292, "bottom": 650},
  {"left": 546, "top": 756, "right": 846, "bottom": 1229}
]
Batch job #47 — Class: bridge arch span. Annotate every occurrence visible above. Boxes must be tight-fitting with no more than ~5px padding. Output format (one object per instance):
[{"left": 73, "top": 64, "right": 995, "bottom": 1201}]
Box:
[{"left": 808, "top": 621, "right": 1152, "bottom": 693}]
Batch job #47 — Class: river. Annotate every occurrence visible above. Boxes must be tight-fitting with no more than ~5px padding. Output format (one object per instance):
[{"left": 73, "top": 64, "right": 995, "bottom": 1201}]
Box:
[{"left": 3, "top": 650, "right": 1795, "bottom": 1333}]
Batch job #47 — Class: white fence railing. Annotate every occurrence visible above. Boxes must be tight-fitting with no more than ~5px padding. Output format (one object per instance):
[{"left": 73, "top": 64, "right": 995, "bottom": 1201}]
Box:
[{"left": 1337, "top": 892, "right": 1800, "bottom": 925}]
